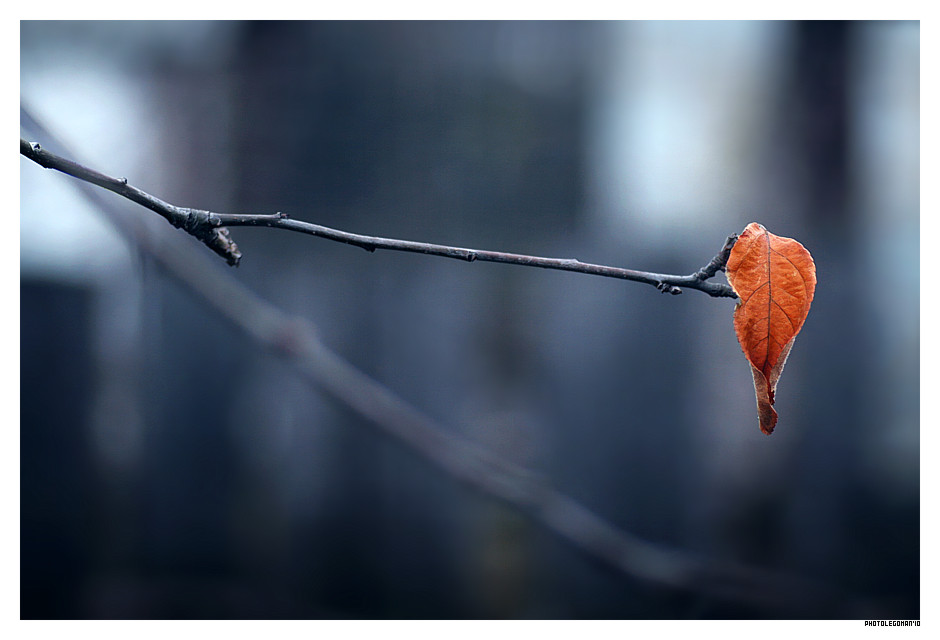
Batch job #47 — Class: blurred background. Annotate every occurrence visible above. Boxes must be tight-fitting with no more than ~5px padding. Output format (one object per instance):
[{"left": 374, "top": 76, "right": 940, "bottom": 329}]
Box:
[{"left": 20, "top": 20, "right": 919, "bottom": 619}]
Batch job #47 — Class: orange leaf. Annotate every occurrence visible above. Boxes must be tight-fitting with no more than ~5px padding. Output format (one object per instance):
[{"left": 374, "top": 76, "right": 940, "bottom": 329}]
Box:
[{"left": 725, "top": 223, "right": 816, "bottom": 435}]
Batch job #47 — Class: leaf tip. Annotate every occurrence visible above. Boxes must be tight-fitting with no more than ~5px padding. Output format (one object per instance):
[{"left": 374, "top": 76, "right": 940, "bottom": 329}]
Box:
[{"left": 759, "top": 411, "right": 778, "bottom": 435}]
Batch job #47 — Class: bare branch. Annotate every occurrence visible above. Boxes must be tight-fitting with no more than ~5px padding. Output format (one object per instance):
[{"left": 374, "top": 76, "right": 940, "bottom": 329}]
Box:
[
  {"left": 20, "top": 113, "right": 857, "bottom": 615},
  {"left": 215, "top": 211, "right": 739, "bottom": 298},
  {"left": 19, "top": 138, "right": 242, "bottom": 266},
  {"left": 19, "top": 137, "right": 737, "bottom": 298}
]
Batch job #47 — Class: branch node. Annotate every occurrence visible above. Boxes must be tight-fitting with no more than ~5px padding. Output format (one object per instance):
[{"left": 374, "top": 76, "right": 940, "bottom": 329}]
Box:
[
  {"left": 176, "top": 208, "right": 242, "bottom": 266},
  {"left": 180, "top": 208, "right": 202, "bottom": 233},
  {"left": 657, "top": 282, "right": 682, "bottom": 295},
  {"left": 466, "top": 250, "right": 478, "bottom": 262}
]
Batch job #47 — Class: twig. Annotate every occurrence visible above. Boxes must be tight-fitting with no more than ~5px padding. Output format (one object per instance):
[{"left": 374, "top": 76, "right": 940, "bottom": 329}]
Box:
[
  {"left": 19, "top": 138, "right": 242, "bottom": 266},
  {"left": 19, "top": 137, "right": 738, "bottom": 299},
  {"left": 20, "top": 116, "right": 849, "bottom": 615}
]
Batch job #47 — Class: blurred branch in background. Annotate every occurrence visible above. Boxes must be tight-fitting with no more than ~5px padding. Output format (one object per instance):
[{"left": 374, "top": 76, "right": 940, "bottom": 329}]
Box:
[
  {"left": 19, "top": 136, "right": 737, "bottom": 299},
  {"left": 20, "top": 106, "right": 860, "bottom": 616}
]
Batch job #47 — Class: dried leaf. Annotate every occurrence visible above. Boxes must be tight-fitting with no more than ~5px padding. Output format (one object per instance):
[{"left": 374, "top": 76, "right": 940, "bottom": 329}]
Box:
[{"left": 726, "top": 223, "right": 816, "bottom": 435}]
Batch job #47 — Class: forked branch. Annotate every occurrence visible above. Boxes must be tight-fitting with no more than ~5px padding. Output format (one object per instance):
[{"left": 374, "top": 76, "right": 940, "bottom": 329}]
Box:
[{"left": 19, "top": 138, "right": 738, "bottom": 298}]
